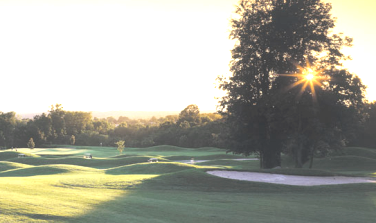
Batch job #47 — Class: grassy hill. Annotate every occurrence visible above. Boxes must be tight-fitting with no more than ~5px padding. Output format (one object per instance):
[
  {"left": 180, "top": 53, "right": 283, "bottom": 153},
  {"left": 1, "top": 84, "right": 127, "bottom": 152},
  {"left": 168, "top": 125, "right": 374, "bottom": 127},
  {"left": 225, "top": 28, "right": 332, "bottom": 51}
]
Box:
[{"left": 0, "top": 145, "right": 375, "bottom": 222}]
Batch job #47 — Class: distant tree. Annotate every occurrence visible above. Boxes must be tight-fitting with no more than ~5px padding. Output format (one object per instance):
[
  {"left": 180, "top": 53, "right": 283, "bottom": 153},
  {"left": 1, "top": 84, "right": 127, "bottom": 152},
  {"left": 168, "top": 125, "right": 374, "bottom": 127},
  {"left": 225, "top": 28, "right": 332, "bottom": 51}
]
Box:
[
  {"left": 106, "top": 116, "right": 117, "bottom": 124},
  {"left": 92, "top": 119, "right": 114, "bottom": 134},
  {"left": 150, "top": 116, "right": 158, "bottom": 124},
  {"left": 113, "top": 122, "right": 129, "bottom": 137},
  {"left": 27, "top": 138, "right": 35, "bottom": 149},
  {"left": 49, "top": 104, "right": 66, "bottom": 141},
  {"left": 75, "top": 131, "right": 109, "bottom": 146},
  {"left": 179, "top": 120, "right": 191, "bottom": 129},
  {"left": 32, "top": 113, "right": 53, "bottom": 143},
  {"left": 64, "top": 111, "right": 92, "bottom": 136},
  {"left": 178, "top": 104, "right": 201, "bottom": 127},
  {"left": 353, "top": 101, "right": 376, "bottom": 148},
  {"left": 115, "top": 140, "right": 125, "bottom": 154},
  {"left": 70, "top": 135, "right": 75, "bottom": 145},
  {"left": 0, "top": 112, "right": 17, "bottom": 148},
  {"left": 13, "top": 121, "right": 29, "bottom": 148},
  {"left": 117, "top": 116, "right": 131, "bottom": 125}
]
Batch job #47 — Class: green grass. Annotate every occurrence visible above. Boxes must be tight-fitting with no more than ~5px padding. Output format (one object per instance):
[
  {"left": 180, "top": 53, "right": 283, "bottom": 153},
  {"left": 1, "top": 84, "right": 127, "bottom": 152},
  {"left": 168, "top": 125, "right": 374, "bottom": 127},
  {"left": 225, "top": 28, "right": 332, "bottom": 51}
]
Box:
[
  {"left": 194, "top": 159, "right": 260, "bottom": 170},
  {"left": 0, "top": 161, "right": 33, "bottom": 172},
  {"left": 0, "top": 164, "right": 102, "bottom": 177},
  {"left": 255, "top": 168, "right": 338, "bottom": 176},
  {"left": 1, "top": 145, "right": 375, "bottom": 222},
  {"left": 343, "top": 147, "right": 376, "bottom": 159},
  {"left": 106, "top": 162, "right": 196, "bottom": 175},
  {"left": 166, "top": 153, "right": 245, "bottom": 161},
  {"left": 5, "top": 156, "right": 155, "bottom": 169},
  {"left": 0, "top": 151, "right": 40, "bottom": 160},
  {"left": 306, "top": 156, "right": 376, "bottom": 176}
]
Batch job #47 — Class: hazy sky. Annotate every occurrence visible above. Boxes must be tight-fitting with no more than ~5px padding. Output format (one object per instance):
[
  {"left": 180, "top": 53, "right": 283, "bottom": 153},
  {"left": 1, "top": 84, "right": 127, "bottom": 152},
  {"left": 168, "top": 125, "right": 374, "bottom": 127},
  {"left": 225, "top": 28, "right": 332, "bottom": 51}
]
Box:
[{"left": 0, "top": 0, "right": 374, "bottom": 113}]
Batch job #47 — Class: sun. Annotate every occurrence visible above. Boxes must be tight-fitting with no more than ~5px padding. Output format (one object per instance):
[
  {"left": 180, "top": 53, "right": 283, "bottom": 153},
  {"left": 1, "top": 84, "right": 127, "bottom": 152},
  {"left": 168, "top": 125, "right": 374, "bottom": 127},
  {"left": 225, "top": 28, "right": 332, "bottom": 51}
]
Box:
[
  {"left": 304, "top": 69, "right": 315, "bottom": 81},
  {"left": 305, "top": 73, "right": 315, "bottom": 80},
  {"left": 279, "top": 62, "right": 326, "bottom": 101}
]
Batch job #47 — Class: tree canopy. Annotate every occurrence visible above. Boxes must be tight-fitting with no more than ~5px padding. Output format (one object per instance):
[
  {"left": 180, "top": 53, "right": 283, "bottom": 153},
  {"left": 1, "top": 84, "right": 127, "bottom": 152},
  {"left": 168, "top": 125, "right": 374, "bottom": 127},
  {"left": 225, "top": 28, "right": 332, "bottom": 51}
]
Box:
[{"left": 218, "top": 0, "right": 365, "bottom": 168}]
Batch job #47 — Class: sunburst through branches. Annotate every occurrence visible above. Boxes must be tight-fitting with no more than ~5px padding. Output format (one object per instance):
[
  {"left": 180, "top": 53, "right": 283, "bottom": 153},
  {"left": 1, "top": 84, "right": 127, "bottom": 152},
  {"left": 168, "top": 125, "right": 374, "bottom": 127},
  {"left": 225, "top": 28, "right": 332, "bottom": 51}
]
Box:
[{"left": 279, "top": 62, "right": 327, "bottom": 102}]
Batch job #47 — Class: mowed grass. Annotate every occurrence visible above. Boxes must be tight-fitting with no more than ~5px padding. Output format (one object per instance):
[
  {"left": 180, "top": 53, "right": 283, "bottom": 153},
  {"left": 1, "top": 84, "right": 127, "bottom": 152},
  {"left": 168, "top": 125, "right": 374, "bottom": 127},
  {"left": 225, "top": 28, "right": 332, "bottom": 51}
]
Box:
[
  {"left": 304, "top": 147, "right": 376, "bottom": 176},
  {"left": 0, "top": 161, "right": 33, "bottom": 172},
  {"left": 0, "top": 146, "right": 375, "bottom": 222}
]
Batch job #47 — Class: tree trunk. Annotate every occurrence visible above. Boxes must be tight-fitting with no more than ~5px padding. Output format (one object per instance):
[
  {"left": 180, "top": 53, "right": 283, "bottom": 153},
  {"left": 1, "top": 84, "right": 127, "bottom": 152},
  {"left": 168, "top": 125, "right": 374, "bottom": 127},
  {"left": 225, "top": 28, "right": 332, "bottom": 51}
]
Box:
[
  {"left": 262, "top": 146, "right": 281, "bottom": 169},
  {"left": 295, "top": 142, "right": 303, "bottom": 168},
  {"left": 309, "top": 146, "right": 315, "bottom": 169},
  {"left": 295, "top": 105, "right": 303, "bottom": 168}
]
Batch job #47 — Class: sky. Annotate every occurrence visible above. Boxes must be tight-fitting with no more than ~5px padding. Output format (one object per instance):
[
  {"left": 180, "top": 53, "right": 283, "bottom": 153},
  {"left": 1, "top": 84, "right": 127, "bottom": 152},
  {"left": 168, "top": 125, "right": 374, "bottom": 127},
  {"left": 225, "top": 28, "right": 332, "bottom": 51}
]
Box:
[{"left": 0, "top": 0, "right": 374, "bottom": 113}]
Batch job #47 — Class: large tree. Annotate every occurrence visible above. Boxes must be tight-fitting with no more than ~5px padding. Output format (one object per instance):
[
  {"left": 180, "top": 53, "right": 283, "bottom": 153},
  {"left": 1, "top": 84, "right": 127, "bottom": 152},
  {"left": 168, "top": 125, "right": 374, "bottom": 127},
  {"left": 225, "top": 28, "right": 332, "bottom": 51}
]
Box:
[{"left": 218, "top": 0, "right": 365, "bottom": 168}]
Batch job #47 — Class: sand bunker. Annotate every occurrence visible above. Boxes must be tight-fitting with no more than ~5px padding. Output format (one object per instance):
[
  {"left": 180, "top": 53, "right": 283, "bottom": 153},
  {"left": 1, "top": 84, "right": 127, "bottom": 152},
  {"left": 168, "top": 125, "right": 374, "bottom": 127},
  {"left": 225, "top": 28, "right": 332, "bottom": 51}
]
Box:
[
  {"left": 207, "top": 170, "right": 376, "bottom": 186},
  {"left": 178, "top": 158, "right": 258, "bottom": 164}
]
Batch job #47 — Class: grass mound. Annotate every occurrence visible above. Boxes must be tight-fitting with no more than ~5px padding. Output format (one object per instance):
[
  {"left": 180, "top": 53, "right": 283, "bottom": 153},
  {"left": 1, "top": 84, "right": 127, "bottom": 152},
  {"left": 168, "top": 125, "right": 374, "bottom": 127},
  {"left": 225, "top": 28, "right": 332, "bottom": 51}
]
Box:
[
  {"left": 309, "top": 156, "right": 376, "bottom": 172},
  {"left": 342, "top": 147, "right": 376, "bottom": 159},
  {"left": 1, "top": 145, "right": 376, "bottom": 223},
  {"left": 195, "top": 159, "right": 259, "bottom": 170},
  {"left": 139, "top": 169, "right": 293, "bottom": 192},
  {"left": 257, "top": 168, "right": 337, "bottom": 176},
  {"left": 0, "top": 161, "right": 33, "bottom": 172},
  {"left": 0, "top": 164, "right": 101, "bottom": 177},
  {"left": 0, "top": 151, "right": 19, "bottom": 160},
  {"left": 7, "top": 156, "right": 153, "bottom": 168},
  {"left": 167, "top": 154, "right": 243, "bottom": 161},
  {"left": 106, "top": 162, "right": 194, "bottom": 175},
  {"left": 0, "top": 165, "right": 69, "bottom": 177},
  {"left": 136, "top": 145, "right": 187, "bottom": 152},
  {"left": 0, "top": 151, "right": 40, "bottom": 160}
]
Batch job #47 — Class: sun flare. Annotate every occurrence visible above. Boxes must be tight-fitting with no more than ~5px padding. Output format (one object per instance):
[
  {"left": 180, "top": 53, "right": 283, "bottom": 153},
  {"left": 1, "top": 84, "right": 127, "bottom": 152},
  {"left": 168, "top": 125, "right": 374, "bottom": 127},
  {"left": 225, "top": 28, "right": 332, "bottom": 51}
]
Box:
[
  {"left": 304, "top": 70, "right": 315, "bottom": 81},
  {"left": 279, "top": 62, "right": 326, "bottom": 101}
]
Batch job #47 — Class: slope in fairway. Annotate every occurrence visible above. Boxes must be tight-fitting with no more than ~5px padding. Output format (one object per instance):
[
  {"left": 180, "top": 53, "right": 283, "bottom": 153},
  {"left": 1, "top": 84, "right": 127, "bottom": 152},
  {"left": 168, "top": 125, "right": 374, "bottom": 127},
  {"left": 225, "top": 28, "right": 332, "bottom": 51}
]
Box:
[{"left": 1, "top": 146, "right": 376, "bottom": 222}]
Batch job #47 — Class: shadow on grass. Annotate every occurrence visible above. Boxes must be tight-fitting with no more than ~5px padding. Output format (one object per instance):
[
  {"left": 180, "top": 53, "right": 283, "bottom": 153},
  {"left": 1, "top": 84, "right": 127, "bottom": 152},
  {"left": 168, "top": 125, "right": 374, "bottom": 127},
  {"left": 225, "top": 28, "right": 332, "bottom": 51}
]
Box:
[
  {"left": 0, "top": 166, "right": 69, "bottom": 177},
  {"left": 22, "top": 213, "right": 72, "bottom": 222},
  {"left": 63, "top": 169, "right": 376, "bottom": 223},
  {"left": 7, "top": 156, "right": 153, "bottom": 169},
  {"left": 105, "top": 162, "right": 195, "bottom": 175}
]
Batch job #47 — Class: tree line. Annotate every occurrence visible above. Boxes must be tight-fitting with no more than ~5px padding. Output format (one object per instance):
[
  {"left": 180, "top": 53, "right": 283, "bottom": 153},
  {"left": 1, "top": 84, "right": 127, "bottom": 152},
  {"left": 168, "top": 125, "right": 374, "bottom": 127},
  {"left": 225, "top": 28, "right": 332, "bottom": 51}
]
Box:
[
  {"left": 0, "top": 104, "right": 225, "bottom": 149},
  {"left": 1, "top": 100, "right": 376, "bottom": 167},
  {"left": 1, "top": 101, "right": 376, "bottom": 150}
]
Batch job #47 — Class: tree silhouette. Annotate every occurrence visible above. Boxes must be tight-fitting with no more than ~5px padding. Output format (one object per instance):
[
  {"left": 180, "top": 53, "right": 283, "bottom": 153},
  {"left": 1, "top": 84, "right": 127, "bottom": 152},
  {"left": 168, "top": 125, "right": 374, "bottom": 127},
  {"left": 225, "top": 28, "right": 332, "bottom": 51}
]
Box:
[{"left": 218, "top": 0, "right": 365, "bottom": 168}]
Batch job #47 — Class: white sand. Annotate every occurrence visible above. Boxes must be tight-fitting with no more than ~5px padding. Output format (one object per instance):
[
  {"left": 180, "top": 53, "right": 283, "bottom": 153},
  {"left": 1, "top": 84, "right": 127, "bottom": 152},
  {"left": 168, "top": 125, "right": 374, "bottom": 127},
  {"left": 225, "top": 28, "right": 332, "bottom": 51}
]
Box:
[
  {"left": 177, "top": 158, "right": 258, "bottom": 164},
  {"left": 207, "top": 170, "right": 376, "bottom": 186}
]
